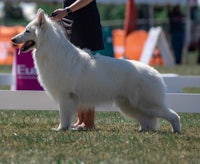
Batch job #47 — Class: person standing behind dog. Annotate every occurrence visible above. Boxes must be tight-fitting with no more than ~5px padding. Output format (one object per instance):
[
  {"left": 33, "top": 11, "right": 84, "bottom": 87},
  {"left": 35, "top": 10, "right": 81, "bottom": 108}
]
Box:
[
  {"left": 51, "top": 0, "right": 104, "bottom": 130},
  {"left": 168, "top": 5, "right": 185, "bottom": 64}
]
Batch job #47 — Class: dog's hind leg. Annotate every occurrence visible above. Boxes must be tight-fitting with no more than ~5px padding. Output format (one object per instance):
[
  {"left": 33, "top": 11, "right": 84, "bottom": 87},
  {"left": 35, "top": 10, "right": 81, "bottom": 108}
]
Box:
[
  {"left": 116, "top": 98, "right": 159, "bottom": 132},
  {"left": 160, "top": 108, "right": 181, "bottom": 133},
  {"left": 116, "top": 97, "right": 137, "bottom": 118},
  {"left": 140, "top": 105, "right": 181, "bottom": 133},
  {"left": 52, "top": 93, "right": 78, "bottom": 131},
  {"left": 136, "top": 114, "right": 159, "bottom": 132}
]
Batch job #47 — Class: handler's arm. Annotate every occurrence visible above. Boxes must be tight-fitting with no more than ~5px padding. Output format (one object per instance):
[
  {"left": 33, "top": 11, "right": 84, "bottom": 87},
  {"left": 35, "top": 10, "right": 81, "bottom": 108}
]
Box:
[{"left": 51, "top": 0, "right": 93, "bottom": 21}]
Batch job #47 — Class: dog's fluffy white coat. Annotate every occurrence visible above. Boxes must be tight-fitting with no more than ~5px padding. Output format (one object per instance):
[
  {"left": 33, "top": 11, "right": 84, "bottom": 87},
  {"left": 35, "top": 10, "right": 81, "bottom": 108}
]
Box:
[{"left": 12, "top": 9, "right": 181, "bottom": 132}]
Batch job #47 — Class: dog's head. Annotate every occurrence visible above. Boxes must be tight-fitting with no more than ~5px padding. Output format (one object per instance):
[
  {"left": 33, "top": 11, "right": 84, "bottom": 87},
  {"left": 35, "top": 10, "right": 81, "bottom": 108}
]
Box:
[{"left": 11, "top": 8, "right": 48, "bottom": 53}]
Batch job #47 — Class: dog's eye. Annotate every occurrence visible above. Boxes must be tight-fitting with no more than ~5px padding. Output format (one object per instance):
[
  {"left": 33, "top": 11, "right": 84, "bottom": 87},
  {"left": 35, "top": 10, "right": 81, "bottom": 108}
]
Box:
[{"left": 26, "top": 30, "right": 30, "bottom": 33}]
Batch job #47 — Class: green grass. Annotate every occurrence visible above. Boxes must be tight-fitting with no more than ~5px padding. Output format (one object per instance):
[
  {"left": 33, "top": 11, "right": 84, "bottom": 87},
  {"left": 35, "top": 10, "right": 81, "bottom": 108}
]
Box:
[{"left": 0, "top": 111, "right": 200, "bottom": 164}]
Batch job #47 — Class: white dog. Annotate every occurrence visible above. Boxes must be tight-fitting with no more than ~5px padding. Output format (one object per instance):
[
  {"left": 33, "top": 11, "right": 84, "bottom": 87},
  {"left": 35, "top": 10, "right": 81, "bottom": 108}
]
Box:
[{"left": 12, "top": 9, "right": 181, "bottom": 133}]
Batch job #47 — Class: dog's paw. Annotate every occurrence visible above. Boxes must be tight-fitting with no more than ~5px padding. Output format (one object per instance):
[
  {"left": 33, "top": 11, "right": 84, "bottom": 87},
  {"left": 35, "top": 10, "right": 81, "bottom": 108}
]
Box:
[
  {"left": 51, "top": 123, "right": 69, "bottom": 131},
  {"left": 51, "top": 127, "right": 69, "bottom": 131}
]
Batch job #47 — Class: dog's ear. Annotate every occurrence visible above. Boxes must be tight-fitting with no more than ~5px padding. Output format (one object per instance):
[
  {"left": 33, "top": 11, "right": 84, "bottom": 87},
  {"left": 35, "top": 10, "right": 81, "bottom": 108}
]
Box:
[
  {"left": 37, "top": 8, "right": 43, "bottom": 16},
  {"left": 37, "top": 8, "right": 46, "bottom": 27}
]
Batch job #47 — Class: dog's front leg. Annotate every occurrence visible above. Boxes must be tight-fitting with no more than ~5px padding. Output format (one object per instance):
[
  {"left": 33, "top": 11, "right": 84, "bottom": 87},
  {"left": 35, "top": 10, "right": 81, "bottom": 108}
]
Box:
[{"left": 52, "top": 94, "right": 78, "bottom": 131}]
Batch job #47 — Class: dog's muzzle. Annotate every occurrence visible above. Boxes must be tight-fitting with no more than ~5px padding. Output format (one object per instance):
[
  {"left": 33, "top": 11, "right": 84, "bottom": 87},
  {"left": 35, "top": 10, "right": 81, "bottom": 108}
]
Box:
[{"left": 12, "top": 38, "right": 35, "bottom": 53}]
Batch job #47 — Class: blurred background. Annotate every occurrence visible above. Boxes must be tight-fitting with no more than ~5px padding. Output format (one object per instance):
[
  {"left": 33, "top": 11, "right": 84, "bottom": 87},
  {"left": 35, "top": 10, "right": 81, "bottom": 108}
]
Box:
[{"left": 0, "top": 0, "right": 200, "bottom": 66}]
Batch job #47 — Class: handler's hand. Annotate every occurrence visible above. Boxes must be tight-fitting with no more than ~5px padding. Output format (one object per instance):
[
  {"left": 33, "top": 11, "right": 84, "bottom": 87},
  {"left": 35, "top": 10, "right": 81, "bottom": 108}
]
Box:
[{"left": 50, "top": 9, "right": 67, "bottom": 21}]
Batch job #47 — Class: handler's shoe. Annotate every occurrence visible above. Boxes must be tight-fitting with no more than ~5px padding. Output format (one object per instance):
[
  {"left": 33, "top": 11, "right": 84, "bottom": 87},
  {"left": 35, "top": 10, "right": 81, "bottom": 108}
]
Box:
[{"left": 71, "top": 123, "right": 95, "bottom": 131}]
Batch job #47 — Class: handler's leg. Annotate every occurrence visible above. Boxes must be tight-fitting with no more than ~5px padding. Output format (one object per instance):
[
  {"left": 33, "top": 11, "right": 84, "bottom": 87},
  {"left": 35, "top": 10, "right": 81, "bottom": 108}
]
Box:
[
  {"left": 72, "top": 108, "right": 84, "bottom": 127},
  {"left": 72, "top": 107, "right": 95, "bottom": 130},
  {"left": 83, "top": 107, "right": 95, "bottom": 129}
]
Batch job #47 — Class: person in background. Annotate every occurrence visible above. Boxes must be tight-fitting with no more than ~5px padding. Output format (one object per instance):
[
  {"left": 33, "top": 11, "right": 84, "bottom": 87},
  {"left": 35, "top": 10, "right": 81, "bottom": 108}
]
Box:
[
  {"left": 51, "top": 0, "right": 104, "bottom": 130},
  {"left": 168, "top": 4, "right": 185, "bottom": 64}
]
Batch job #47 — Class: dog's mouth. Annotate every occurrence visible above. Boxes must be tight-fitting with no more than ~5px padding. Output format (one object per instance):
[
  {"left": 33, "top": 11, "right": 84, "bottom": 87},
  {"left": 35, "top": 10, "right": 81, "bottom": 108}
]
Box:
[{"left": 21, "top": 40, "right": 35, "bottom": 52}]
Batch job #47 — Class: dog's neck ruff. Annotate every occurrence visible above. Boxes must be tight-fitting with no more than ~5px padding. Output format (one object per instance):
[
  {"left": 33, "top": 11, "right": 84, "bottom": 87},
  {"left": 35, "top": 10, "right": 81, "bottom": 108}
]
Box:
[
  {"left": 33, "top": 16, "right": 94, "bottom": 76},
  {"left": 35, "top": 18, "right": 73, "bottom": 54}
]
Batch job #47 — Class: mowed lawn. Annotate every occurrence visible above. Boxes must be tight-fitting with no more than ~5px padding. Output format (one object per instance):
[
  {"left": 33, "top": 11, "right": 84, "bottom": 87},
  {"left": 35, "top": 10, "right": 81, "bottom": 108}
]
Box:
[
  {"left": 0, "top": 111, "right": 200, "bottom": 163},
  {"left": 0, "top": 52, "right": 200, "bottom": 163}
]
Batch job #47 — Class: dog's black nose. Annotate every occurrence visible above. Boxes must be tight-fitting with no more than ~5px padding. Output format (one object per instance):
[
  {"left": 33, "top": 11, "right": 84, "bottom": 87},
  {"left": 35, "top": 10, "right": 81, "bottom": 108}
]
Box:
[
  {"left": 11, "top": 38, "right": 16, "bottom": 43},
  {"left": 11, "top": 38, "right": 18, "bottom": 47}
]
